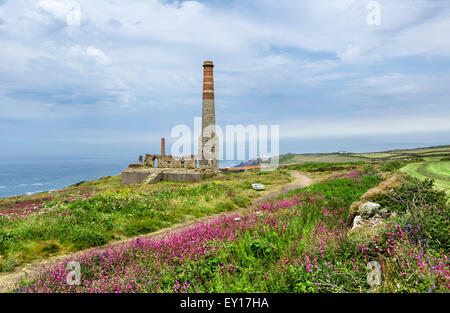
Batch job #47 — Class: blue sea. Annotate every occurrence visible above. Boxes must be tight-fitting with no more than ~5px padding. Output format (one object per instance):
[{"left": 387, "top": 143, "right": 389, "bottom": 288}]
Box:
[{"left": 0, "top": 155, "right": 241, "bottom": 199}]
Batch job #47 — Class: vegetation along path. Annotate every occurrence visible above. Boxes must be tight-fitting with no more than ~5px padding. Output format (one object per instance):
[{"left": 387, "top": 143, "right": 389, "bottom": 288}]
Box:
[{"left": 0, "top": 171, "right": 312, "bottom": 292}]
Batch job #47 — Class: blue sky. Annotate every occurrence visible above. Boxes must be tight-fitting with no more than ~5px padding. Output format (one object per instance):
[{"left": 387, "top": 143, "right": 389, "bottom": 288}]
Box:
[{"left": 0, "top": 0, "right": 449, "bottom": 159}]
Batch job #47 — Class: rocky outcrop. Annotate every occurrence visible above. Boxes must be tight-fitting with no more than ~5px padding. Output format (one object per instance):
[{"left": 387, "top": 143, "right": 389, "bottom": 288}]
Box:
[
  {"left": 358, "top": 202, "right": 380, "bottom": 218},
  {"left": 346, "top": 174, "right": 403, "bottom": 226},
  {"left": 351, "top": 201, "right": 396, "bottom": 231}
]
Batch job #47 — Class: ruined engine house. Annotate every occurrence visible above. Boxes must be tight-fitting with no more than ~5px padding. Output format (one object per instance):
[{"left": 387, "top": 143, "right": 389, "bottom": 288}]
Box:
[{"left": 122, "top": 61, "right": 220, "bottom": 185}]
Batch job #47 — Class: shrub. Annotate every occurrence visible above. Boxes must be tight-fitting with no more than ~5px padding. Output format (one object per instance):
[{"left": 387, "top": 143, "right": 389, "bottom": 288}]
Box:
[
  {"left": 0, "top": 256, "right": 19, "bottom": 272},
  {"left": 370, "top": 177, "right": 448, "bottom": 213},
  {"left": 232, "top": 196, "right": 250, "bottom": 208},
  {"left": 247, "top": 239, "right": 279, "bottom": 260},
  {"left": 0, "top": 230, "right": 15, "bottom": 253},
  {"left": 66, "top": 227, "right": 109, "bottom": 249},
  {"left": 380, "top": 160, "right": 406, "bottom": 172},
  {"left": 370, "top": 177, "right": 449, "bottom": 251},
  {"left": 217, "top": 201, "right": 237, "bottom": 212},
  {"left": 123, "top": 218, "right": 162, "bottom": 237}
]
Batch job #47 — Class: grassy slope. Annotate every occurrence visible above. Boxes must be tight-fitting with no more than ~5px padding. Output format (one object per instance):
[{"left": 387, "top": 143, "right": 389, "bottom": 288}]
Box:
[
  {"left": 355, "top": 145, "right": 450, "bottom": 159},
  {"left": 280, "top": 145, "right": 450, "bottom": 164},
  {"left": 427, "top": 161, "right": 450, "bottom": 179},
  {"left": 400, "top": 160, "right": 450, "bottom": 194},
  {"left": 280, "top": 153, "right": 369, "bottom": 164},
  {"left": 20, "top": 171, "right": 385, "bottom": 293},
  {"left": 19, "top": 169, "right": 449, "bottom": 293},
  {"left": 0, "top": 170, "right": 293, "bottom": 272}
]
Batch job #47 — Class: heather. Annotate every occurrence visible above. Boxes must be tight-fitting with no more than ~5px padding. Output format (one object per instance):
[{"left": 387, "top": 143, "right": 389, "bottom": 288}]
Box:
[
  {"left": 14, "top": 172, "right": 396, "bottom": 293},
  {"left": 19, "top": 171, "right": 449, "bottom": 293},
  {"left": 0, "top": 169, "right": 291, "bottom": 272},
  {"left": 3, "top": 167, "right": 447, "bottom": 293}
]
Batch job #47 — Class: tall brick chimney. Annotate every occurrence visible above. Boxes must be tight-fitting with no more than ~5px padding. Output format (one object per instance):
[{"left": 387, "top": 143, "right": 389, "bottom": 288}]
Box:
[
  {"left": 161, "top": 138, "right": 165, "bottom": 156},
  {"left": 199, "top": 61, "right": 219, "bottom": 170}
]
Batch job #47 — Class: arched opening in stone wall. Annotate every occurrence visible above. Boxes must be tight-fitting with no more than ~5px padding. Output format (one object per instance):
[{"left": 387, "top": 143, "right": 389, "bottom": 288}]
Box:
[{"left": 153, "top": 157, "right": 159, "bottom": 168}]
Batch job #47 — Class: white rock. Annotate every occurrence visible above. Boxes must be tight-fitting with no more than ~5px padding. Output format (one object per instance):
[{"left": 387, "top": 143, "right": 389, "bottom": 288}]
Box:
[
  {"left": 358, "top": 202, "right": 381, "bottom": 218},
  {"left": 352, "top": 215, "right": 363, "bottom": 230}
]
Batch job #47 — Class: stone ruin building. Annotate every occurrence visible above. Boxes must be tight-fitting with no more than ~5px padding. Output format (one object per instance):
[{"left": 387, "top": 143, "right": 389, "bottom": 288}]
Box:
[
  {"left": 122, "top": 61, "right": 220, "bottom": 185},
  {"left": 144, "top": 138, "right": 197, "bottom": 169}
]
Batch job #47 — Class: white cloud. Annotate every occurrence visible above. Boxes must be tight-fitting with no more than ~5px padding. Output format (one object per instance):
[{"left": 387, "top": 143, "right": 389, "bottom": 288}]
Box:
[
  {"left": 338, "top": 44, "right": 362, "bottom": 63},
  {"left": 85, "top": 46, "right": 110, "bottom": 65},
  {"left": 69, "top": 45, "right": 110, "bottom": 65},
  {"left": 343, "top": 72, "right": 450, "bottom": 98},
  {"left": 281, "top": 115, "right": 450, "bottom": 139},
  {"left": 0, "top": 0, "right": 449, "bottom": 151},
  {"left": 36, "top": 0, "right": 87, "bottom": 26}
]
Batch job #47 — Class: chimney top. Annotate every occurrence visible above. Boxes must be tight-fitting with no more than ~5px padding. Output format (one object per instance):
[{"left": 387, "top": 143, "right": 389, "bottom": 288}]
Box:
[
  {"left": 203, "top": 61, "right": 214, "bottom": 67},
  {"left": 161, "top": 138, "right": 166, "bottom": 156}
]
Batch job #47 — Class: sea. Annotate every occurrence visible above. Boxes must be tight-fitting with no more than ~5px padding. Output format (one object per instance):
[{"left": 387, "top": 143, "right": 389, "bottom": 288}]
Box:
[{"left": 0, "top": 155, "right": 241, "bottom": 199}]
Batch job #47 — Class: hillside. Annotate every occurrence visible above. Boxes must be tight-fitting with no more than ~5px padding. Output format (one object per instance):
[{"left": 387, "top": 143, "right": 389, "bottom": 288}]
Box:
[
  {"left": 0, "top": 148, "right": 449, "bottom": 293},
  {"left": 279, "top": 145, "right": 450, "bottom": 165}
]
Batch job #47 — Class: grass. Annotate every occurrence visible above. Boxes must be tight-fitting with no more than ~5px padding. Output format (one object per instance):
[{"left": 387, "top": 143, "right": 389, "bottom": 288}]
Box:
[
  {"left": 400, "top": 161, "right": 450, "bottom": 195},
  {"left": 4, "top": 154, "right": 449, "bottom": 293},
  {"left": 424, "top": 161, "right": 450, "bottom": 180},
  {"left": 280, "top": 153, "right": 369, "bottom": 165},
  {"left": 279, "top": 145, "right": 450, "bottom": 165},
  {"left": 18, "top": 171, "right": 386, "bottom": 293},
  {"left": 19, "top": 170, "right": 448, "bottom": 293},
  {"left": 354, "top": 145, "right": 450, "bottom": 160},
  {"left": 0, "top": 169, "right": 292, "bottom": 272}
]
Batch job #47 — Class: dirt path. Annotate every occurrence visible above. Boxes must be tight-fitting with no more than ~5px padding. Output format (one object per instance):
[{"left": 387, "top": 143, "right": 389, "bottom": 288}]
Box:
[{"left": 0, "top": 171, "right": 312, "bottom": 292}]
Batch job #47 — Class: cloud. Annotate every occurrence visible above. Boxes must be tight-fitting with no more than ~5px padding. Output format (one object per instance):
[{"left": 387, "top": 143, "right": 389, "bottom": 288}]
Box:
[
  {"left": 0, "top": 0, "right": 449, "bottom": 155},
  {"left": 69, "top": 45, "right": 110, "bottom": 65},
  {"left": 281, "top": 115, "right": 450, "bottom": 139},
  {"left": 36, "top": 0, "right": 87, "bottom": 26},
  {"left": 107, "top": 18, "right": 122, "bottom": 29},
  {"left": 337, "top": 44, "right": 362, "bottom": 63}
]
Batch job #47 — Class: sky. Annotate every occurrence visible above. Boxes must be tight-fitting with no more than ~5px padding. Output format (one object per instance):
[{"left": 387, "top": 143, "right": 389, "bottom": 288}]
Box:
[{"left": 0, "top": 0, "right": 449, "bottom": 160}]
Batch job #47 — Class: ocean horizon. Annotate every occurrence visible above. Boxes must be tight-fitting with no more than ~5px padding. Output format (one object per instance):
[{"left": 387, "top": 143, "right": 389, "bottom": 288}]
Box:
[{"left": 0, "top": 155, "right": 243, "bottom": 199}]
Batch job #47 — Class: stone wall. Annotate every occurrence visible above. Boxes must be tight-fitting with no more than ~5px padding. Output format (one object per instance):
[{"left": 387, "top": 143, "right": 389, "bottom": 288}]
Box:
[
  {"left": 144, "top": 154, "right": 196, "bottom": 169},
  {"left": 122, "top": 168, "right": 204, "bottom": 185},
  {"left": 122, "top": 170, "right": 157, "bottom": 185}
]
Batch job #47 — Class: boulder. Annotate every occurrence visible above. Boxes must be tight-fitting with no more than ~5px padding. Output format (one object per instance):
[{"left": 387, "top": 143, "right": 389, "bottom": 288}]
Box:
[
  {"left": 352, "top": 215, "right": 363, "bottom": 230},
  {"left": 358, "top": 202, "right": 381, "bottom": 218},
  {"left": 379, "top": 208, "right": 391, "bottom": 218}
]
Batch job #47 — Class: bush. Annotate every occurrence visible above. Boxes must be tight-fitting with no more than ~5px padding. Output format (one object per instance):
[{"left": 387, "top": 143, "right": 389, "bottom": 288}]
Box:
[
  {"left": 247, "top": 239, "right": 278, "bottom": 260},
  {"left": 370, "top": 177, "right": 449, "bottom": 251},
  {"left": 232, "top": 196, "right": 250, "bottom": 208},
  {"left": 66, "top": 227, "right": 109, "bottom": 249},
  {"left": 371, "top": 177, "right": 448, "bottom": 213},
  {"left": 217, "top": 201, "right": 237, "bottom": 212},
  {"left": 0, "top": 230, "right": 15, "bottom": 253},
  {"left": 0, "top": 256, "right": 19, "bottom": 272},
  {"left": 380, "top": 160, "right": 406, "bottom": 172},
  {"left": 123, "top": 218, "right": 162, "bottom": 237}
]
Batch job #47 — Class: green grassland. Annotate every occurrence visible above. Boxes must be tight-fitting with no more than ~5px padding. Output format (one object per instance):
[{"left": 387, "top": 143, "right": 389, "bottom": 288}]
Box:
[
  {"left": 280, "top": 145, "right": 450, "bottom": 165},
  {"left": 280, "top": 153, "right": 369, "bottom": 164},
  {"left": 1, "top": 169, "right": 295, "bottom": 271},
  {"left": 400, "top": 159, "right": 450, "bottom": 195},
  {"left": 1, "top": 144, "right": 449, "bottom": 280},
  {"left": 19, "top": 170, "right": 449, "bottom": 293},
  {"left": 354, "top": 145, "right": 450, "bottom": 160}
]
